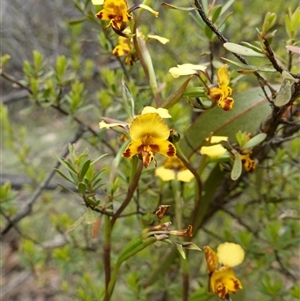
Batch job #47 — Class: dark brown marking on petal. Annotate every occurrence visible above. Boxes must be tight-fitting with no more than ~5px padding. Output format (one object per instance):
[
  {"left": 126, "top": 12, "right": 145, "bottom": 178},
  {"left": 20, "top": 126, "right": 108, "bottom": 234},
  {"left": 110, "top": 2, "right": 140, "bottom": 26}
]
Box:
[
  {"left": 96, "top": 12, "right": 103, "bottom": 19},
  {"left": 137, "top": 144, "right": 144, "bottom": 153},
  {"left": 167, "top": 144, "right": 176, "bottom": 156},
  {"left": 108, "top": 13, "right": 117, "bottom": 20},
  {"left": 122, "top": 148, "right": 131, "bottom": 158},
  {"left": 150, "top": 144, "right": 159, "bottom": 152}
]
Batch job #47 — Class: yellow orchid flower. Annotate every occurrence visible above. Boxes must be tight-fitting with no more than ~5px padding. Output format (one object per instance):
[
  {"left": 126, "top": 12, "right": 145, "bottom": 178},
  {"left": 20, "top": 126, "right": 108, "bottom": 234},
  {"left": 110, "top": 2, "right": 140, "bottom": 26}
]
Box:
[
  {"left": 155, "top": 156, "right": 194, "bottom": 182},
  {"left": 113, "top": 36, "right": 135, "bottom": 65},
  {"left": 122, "top": 113, "right": 176, "bottom": 168},
  {"left": 95, "top": 0, "right": 132, "bottom": 30},
  {"left": 208, "top": 65, "right": 234, "bottom": 111},
  {"left": 209, "top": 266, "right": 243, "bottom": 299},
  {"left": 240, "top": 153, "right": 256, "bottom": 172},
  {"left": 204, "top": 243, "right": 244, "bottom": 299}
]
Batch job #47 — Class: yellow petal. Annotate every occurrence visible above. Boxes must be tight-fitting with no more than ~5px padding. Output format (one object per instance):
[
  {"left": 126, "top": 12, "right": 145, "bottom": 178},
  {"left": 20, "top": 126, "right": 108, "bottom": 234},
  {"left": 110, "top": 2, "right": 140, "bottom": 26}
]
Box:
[
  {"left": 217, "top": 242, "right": 245, "bottom": 267},
  {"left": 217, "top": 65, "right": 230, "bottom": 88},
  {"left": 122, "top": 140, "right": 142, "bottom": 158},
  {"left": 155, "top": 166, "right": 176, "bottom": 181},
  {"left": 150, "top": 138, "right": 176, "bottom": 157},
  {"left": 177, "top": 169, "right": 194, "bottom": 182},
  {"left": 92, "top": 0, "right": 104, "bottom": 4},
  {"left": 141, "top": 106, "right": 172, "bottom": 118},
  {"left": 99, "top": 120, "right": 128, "bottom": 129},
  {"left": 147, "top": 34, "right": 169, "bottom": 44},
  {"left": 138, "top": 4, "right": 159, "bottom": 17},
  {"left": 129, "top": 113, "right": 170, "bottom": 141},
  {"left": 200, "top": 145, "right": 227, "bottom": 158},
  {"left": 206, "top": 136, "right": 228, "bottom": 143},
  {"left": 204, "top": 246, "right": 219, "bottom": 273},
  {"left": 169, "top": 64, "right": 207, "bottom": 78}
]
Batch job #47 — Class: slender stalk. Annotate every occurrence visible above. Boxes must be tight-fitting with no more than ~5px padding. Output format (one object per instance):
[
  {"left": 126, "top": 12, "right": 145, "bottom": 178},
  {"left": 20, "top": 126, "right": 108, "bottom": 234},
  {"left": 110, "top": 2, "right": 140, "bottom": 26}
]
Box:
[
  {"left": 172, "top": 180, "right": 189, "bottom": 301},
  {"left": 103, "top": 214, "right": 112, "bottom": 295},
  {"left": 110, "top": 158, "right": 143, "bottom": 228}
]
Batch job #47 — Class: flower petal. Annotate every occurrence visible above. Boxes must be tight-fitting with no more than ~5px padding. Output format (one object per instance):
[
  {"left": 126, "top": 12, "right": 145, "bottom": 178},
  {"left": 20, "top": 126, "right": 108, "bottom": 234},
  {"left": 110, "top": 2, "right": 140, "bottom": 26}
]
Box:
[
  {"left": 148, "top": 34, "right": 169, "bottom": 44},
  {"left": 218, "top": 97, "right": 234, "bottom": 111},
  {"left": 99, "top": 120, "right": 128, "bottom": 129},
  {"left": 150, "top": 138, "right": 176, "bottom": 157},
  {"left": 141, "top": 106, "right": 172, "bottom": 118},
  {"left": 210, "top": 267, "right": 242, "bottom": 298},
  {"left": 204, "top": 246, "right": 219, "bottom": 273},
  {"left": 92, "top": 0, "right": 104, "bottom": 4},
  {"left": 206, "top": 136, "right": 228, "bottom": 143},
  {"left": 169, "top": 64, "right": 207, "bottom": 78},
  {"left": 122, "top": 140, "right": 142, "bottom": 158},
  {"left": 200, "top": 145, "right": 227, "bottom": 158},
  {"left": 217, "top": 242, "right": 245, "bottom": 267},
  {"left": 129, "top": 113, "right": 170, "bottom": 141},
  {"left": 155, "top": 166, "right": 176, "bottom": 181},
  {"left": 217, "top": 65, "right": 230, "bottom": 88},
  {"left": 138, "top": 4, "right": 159, "bottom": 17},
  {"left": 177, "top": 169, "right": 194, "bottom": 182}
]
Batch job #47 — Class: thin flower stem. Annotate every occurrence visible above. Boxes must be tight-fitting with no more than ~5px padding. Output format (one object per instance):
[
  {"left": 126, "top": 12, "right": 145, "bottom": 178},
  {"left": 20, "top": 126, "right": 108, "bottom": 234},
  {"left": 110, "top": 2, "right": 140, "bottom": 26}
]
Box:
[
  {"left": 172, "top": 179, "right": 189, "bottom": 301},
  {"left": 103, "top": 214, "right": 112, "bottom": 291},
  {"left": 110, "top": 159, "right": 143, "bottom": 228}
]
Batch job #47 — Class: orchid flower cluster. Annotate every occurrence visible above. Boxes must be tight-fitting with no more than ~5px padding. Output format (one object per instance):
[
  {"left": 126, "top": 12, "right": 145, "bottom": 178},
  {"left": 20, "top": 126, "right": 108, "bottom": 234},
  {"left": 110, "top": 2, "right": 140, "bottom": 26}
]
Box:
[{"left": 91, "top": 0, "right": 263, "bottom": 299}]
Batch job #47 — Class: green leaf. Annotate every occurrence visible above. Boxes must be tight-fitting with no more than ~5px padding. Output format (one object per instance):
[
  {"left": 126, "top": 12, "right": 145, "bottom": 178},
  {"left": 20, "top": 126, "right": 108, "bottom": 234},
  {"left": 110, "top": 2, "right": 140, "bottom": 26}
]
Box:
[
  {"left": 79, "top": 160, "right": 91, "bottom": 181},
  {"left": 224, "top": 42, "right": 265, "bottom": 57},
  {"left": 179, "top": 87, "right": 273, "bottom": 158},
  {"left": 231, "top": 153, "right": 242, "bottom": 180},
  {"left": 274, "top": 79, "right": 292, "bottom": 107},
  {"left": 55, "top": 169, "right": 76, "bottom": 184},
  {"left": 211, "top": 6, "right": 222, "bottom": 24},
  {"left": 117, "top": 236, "right": 157, "bottom": 264},
  {"left": 54, "top": 154, "right": 78, "bottom": 175},
  {"left": 161, "top": 3, "right": 195, "bottom": 11},
  {"left": 161, "top": 76, "right": 195, "bottom": 109},
  {"left": 67, "top": 18, "right": 87, "bottom": 25},
  {"left": 243, "top": 133, "right": 267, "bottom": 149},
  {"left": 78, "top": 182, "right": 86, "bottom": 194},
  {"left": 66, "top": 213, "right": 86, "bottom": 234},
  {"left": 221, "top": 57, "right": 276, "bottom": 72},
  {"left": 85, "top": 207, "right": 97, "bottom": 225}
]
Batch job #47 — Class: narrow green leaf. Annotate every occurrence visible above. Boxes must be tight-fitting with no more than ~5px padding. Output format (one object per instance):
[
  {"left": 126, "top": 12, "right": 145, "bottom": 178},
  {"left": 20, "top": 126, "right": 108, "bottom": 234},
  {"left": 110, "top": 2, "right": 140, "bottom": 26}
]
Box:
[
  {"left": 221, "top": 57, "right": 276, "bottom": 72},
  {"left": 66, "top": 213, "right": 86, "bottom": 234},
  {"left": 224, "top": 42, "right": 265, "bottom": 57},
  {"left": 161, "top": 3, "right": 195, "bottom": 11},
  {"left": 274, "top": 79, "right": 292, "bottom": 107},
  {"left": 54, "top": 154, "right": 77, "bottom": 174},
  {"left": 67, "top": 18, "right": 87, "bottom": 25},
  {"left": 85, "top": 207, "right": 97, "bottom": 225},
  {"left": 243, "top": 133, "right": 267, "bottom": 149},
  {"left": 231, "top": 153, "right": 242, "bottom": 181},
  {"left": 161, "top": 76, "right": 194, "bottom": 109},
  {"left": 91, "top": 154, "right": 108, "bottom": 165},
  {"left": 78, "top": 182, "right": 86, "bottom": 194},
  {"left": 211, "top": 6, "right": 222, "bottom": 23},
  {"left": 55, "top": 169, "right": 76, "bottom": 184},
  {"left": 79, "top": 160, "right": 91, "bottom": 181}
]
